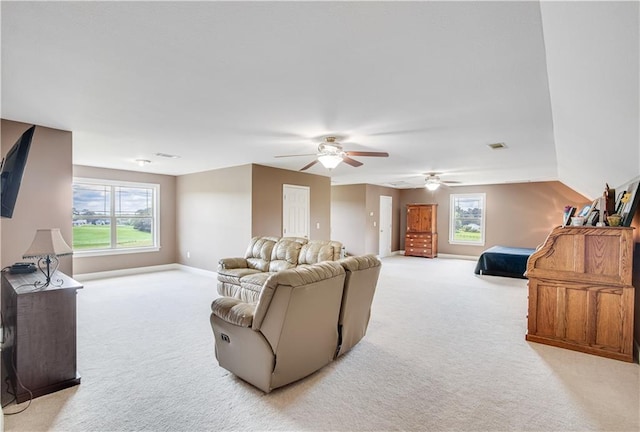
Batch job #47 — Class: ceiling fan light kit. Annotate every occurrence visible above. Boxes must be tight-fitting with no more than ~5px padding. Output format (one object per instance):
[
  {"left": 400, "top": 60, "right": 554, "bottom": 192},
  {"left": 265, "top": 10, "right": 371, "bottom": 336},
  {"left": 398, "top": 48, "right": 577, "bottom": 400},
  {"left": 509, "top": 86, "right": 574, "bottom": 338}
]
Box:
[
  {"left": 318, "top": 154, "right": 343, "bottom": 169},
  {"left": 425, "top": 177, "right": 441, "bottom": 191}
]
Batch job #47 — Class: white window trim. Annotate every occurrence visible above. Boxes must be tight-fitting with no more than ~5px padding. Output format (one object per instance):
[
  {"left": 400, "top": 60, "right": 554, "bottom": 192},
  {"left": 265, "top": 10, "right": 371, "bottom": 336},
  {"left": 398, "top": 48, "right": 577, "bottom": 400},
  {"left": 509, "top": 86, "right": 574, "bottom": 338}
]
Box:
[
  {"left": 449, "top": 192, "right": 486, "bottom": 246},
  {"left": 73, "top": 177, "right": 161, "bottom": 256}
]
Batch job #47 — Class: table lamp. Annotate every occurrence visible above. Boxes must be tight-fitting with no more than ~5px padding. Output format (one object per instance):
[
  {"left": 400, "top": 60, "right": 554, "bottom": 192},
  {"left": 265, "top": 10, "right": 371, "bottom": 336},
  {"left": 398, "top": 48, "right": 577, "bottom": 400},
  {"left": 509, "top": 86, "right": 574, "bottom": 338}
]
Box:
[{"left": 23, "top": 228, "right": 73, "bottom": 287}]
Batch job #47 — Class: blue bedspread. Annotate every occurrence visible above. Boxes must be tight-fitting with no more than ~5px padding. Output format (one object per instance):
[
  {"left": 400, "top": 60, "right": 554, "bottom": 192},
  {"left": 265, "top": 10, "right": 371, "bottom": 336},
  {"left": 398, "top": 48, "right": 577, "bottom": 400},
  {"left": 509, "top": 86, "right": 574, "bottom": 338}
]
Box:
[{"left": 474, "top": 246, "right": 536, "bottom": 279}]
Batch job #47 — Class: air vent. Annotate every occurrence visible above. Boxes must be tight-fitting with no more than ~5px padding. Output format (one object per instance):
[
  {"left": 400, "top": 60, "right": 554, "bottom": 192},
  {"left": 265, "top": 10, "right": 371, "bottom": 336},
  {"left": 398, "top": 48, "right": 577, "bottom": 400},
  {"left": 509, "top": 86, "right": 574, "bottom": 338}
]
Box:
[
  {"left": 487, "top": 142, "right": 507, "bottom": 150},
  {"left": 155, "top": 152, "right": 181, "bottom": 159}
]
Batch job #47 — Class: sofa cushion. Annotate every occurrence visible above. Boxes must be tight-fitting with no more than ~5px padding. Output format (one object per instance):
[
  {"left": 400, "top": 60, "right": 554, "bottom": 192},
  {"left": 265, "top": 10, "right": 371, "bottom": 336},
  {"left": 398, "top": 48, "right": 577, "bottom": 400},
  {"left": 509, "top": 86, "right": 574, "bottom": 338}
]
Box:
[
  {"left": 299, "top": 240, "right": 343, "bottom": 265},
  {"left": 269, "top": 239, "right": 304, "bottom": 272},
  {"left": 244, "top": 236, "right": 278, "bottom": 271},
  {"left": 239, "top": 272, "right": 273, "bottom": 302},
  {"left": 217, "top": 268, "right": 263, "bottom": 286},
  {"left": 217, "top": 281, "right": 242, "bottom": 299}
]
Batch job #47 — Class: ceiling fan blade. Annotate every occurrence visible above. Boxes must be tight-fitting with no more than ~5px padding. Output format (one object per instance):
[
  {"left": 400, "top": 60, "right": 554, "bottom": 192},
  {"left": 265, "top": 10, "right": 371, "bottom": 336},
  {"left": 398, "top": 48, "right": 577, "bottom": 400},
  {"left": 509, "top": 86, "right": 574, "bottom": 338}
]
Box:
[
  {"left": 275, "top": 153, "right": 317, "bottom": 158},
  {"left": 342, "top": 156, "right": 363, "bottom": 167},
  {"left": 442, "top": 180, "right": 462, "bottom": 184},
  {"left": 344, "top": 151, "right": 389, "bottom": 157},
  {"left": 299, "top": 159, "right": 319, "bottom": 171}
]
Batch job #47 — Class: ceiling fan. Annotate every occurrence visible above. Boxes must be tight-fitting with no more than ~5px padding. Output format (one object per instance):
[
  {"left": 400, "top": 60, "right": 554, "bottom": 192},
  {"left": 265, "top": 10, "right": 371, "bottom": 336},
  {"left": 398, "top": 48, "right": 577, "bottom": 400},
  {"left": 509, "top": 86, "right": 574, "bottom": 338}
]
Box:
[
  {"left": 423, "top": 173, "right": 461, "bottom": 191},
  {"left": 275, "top": 136, "right": 389, "bottom": 171}
]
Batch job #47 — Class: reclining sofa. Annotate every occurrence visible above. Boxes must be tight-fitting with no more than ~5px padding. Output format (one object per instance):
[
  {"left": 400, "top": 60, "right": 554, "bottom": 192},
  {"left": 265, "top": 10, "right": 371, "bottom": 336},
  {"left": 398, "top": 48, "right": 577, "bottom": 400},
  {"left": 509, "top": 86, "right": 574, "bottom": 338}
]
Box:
[
  {"left": 210, "top": 254, "right": 381, "bottom": 393},
  {"left": 217, "top": 236, "right": 343, "bottom": 302}
]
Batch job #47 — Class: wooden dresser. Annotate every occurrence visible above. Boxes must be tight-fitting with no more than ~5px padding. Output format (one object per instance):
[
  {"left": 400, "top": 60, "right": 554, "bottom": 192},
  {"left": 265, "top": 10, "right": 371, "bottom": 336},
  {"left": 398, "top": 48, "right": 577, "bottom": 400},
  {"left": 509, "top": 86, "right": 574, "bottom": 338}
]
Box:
[
  {"left": 405, "top": 204, "right": 437, "bottom": 258},
  {"left": 526, "top": 226, "right": 635, "bottom": 362}
]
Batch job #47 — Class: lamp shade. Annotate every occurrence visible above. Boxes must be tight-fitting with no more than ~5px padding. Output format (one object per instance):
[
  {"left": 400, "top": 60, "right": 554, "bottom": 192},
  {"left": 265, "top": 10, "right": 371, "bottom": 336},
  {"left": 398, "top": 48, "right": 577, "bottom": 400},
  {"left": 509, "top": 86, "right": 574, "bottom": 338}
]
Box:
[{"left": 23, "top": 228, "right": 73, "bottom": 258}]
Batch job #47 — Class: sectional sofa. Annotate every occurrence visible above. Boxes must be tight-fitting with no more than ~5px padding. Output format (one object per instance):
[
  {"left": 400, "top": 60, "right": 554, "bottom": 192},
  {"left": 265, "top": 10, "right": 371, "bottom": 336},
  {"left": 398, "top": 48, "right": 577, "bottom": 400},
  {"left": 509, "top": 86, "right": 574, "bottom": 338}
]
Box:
[{"left": 210, "top": 255, "right": 382, "bottom": 393}]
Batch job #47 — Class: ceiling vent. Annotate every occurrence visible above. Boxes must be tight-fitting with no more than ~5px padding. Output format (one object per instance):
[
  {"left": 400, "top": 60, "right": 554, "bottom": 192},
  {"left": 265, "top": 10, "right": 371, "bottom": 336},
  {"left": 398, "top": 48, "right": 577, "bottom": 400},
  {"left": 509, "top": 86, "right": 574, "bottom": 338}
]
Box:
[
  {"left": 487, "top": 142, "right": 507, "bottom": 150},
  {"left": 155, "top": 152, "right": 180, "bottom": 159},
  {"left": 389, "top": 181, "right": 413, "bottom": 188}
]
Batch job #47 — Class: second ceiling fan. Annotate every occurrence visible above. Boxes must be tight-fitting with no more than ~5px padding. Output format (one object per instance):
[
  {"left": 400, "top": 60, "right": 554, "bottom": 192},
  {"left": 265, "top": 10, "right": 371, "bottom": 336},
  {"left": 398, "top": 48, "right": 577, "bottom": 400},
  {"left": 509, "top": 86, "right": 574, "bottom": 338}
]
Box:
[
  {"left": 423, "top": 172, "right": 461, "bottom": 191},
  {"left": 275, "top": 136, "right": 389, "bottom": 171}
]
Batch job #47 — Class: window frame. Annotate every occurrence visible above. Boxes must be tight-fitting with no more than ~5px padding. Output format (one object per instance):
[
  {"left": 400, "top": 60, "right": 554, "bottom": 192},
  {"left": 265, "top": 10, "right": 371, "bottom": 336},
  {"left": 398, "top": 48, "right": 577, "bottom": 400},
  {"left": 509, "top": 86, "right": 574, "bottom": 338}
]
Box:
[
  {"left": 72, "top": 177, "right": 161, "bottom": 257},
  {"left": 448, "top": 193, "right": 486, "bottom": 246}
]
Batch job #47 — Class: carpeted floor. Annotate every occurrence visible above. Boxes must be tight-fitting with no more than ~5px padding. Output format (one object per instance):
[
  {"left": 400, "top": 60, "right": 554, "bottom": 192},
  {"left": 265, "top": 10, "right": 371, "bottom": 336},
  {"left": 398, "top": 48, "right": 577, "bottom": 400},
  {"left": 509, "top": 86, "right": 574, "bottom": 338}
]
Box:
[{"left": 3, "top": 255, "right": 639, "bottom": 431}]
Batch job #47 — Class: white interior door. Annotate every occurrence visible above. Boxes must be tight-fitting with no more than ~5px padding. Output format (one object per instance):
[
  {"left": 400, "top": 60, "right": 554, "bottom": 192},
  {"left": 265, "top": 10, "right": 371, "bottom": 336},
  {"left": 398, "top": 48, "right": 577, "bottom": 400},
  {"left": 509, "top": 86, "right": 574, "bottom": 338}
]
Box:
[
  {"left": 282, "top": 184, "right": 310, "bottom": 239},
  {"left": 379, "top": 195, "right": 392, "bottom": 257}
]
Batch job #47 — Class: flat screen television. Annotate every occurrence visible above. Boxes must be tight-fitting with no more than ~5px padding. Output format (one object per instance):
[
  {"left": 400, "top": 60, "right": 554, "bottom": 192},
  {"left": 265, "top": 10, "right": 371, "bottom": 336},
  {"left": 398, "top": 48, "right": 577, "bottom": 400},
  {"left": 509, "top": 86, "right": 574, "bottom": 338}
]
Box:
[{"left": 1, "top": 125, "right": 35, "bottom": 218}]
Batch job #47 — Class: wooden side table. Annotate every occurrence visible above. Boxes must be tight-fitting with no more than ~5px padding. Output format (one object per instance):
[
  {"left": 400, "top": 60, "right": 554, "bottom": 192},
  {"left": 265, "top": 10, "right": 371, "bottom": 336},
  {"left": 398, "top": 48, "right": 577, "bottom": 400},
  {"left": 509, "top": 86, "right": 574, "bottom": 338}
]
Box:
[{"left": 1, "top": 270, "right": 82, "bottom": 404}]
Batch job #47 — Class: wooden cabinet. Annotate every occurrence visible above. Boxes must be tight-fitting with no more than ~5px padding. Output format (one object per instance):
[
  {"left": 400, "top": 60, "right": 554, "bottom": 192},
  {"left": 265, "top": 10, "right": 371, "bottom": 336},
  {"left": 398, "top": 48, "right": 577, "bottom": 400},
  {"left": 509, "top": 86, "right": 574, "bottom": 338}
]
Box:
[
  {"left": 1, "top": 271, "right": 83, "bottom": 404},
  {"left": 526, "top": 226, "right": 635, "bottom": 362},
  {"left": 405, "top": 204, "right": 437, "bottom": 258}
]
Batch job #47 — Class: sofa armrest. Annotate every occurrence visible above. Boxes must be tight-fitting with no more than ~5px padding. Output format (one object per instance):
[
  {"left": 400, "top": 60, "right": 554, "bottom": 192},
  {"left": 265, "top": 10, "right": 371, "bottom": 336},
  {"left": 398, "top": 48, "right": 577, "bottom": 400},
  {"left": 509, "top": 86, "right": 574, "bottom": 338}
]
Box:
[
  {"left": 218, "top": 257, "right": 249, "bottom": 271},
  {"left": 211, "top": 297, "right": 256, "bottom": 328}
]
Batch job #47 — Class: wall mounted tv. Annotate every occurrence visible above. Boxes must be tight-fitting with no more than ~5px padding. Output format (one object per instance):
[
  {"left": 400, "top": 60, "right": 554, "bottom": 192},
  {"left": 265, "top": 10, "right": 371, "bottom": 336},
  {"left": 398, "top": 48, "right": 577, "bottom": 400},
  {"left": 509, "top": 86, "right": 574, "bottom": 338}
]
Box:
[{"left": 1, "top": 125, "right": 35, "bottom": 218}]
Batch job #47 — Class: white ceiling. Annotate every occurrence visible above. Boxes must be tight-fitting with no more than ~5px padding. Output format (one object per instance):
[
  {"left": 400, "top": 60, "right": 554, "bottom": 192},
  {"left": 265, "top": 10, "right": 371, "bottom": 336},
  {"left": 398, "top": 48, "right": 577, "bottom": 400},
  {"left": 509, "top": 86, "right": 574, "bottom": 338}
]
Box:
[{"left": 1, "top": 1, "right": 636, "bottom": 192}]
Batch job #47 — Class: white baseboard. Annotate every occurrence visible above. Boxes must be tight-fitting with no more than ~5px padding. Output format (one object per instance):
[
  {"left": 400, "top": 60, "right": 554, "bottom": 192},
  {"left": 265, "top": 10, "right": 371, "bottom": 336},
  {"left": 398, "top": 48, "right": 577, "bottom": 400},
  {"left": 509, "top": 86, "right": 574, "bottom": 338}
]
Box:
[
  {"left": 437, "top": 253, "right": 479, "bottom": 261},
  {"left": 397, "top": 251, "right": 478, "bottom": 261},
  {"left": 74, "top": 263, "right": 218, "bottom": 281},
  {"left": 174, "top": 264, "right": 217, "bottom": 278}
]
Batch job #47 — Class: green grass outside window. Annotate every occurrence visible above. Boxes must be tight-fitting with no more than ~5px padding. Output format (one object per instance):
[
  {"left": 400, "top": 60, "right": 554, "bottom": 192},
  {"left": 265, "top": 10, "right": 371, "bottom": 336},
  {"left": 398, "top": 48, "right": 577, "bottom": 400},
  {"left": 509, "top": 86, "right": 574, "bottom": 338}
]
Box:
[
  {"left": 453, "top": 231, "right": 481, "bottom": 242},
  {"left": 73, "top": 225, "right": 152, "bottom": 250}
]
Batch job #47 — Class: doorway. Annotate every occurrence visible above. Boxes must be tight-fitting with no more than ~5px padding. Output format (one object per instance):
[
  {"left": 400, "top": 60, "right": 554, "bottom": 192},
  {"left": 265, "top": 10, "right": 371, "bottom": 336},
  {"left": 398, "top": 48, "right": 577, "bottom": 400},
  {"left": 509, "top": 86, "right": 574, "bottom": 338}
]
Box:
[{"left": 379, "top": 195, "right": 392, "bottom": 257}]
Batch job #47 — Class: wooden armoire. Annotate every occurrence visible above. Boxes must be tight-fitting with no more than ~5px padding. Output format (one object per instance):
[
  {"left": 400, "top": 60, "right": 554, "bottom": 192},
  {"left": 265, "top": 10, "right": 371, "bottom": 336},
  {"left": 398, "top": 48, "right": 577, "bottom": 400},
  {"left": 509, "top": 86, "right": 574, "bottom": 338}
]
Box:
[{"left": 405, "top": 204, "right": 438, "bottom": 258}]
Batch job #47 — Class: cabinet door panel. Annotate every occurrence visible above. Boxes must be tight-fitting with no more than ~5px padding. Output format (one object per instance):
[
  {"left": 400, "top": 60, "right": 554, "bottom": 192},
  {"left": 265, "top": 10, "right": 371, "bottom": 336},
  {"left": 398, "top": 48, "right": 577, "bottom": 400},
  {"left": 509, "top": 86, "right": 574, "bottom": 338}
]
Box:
[
  {"left": 407, "top": 208, "right": 421, "bottom": 233},
  {"left": 535, "top": 284, "right": 557, "bottom": 337},
  {"left": 595, "top": 291, "right": 623, "bottom": 350},
  {"left": 564, "top": 288, "right": 588, "bottom": 343},
  {"left": 584, "top": 236, "right": 620, "bottom": 277},
  {"left": 419, "top": 208, "right": 431, "bottom": 232}
]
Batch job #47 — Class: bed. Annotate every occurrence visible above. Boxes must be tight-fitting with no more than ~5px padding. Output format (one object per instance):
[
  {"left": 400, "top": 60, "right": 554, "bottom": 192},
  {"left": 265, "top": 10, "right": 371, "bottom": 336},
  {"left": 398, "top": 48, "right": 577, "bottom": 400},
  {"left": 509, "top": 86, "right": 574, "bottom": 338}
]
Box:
[{"left": 474, "top": 246, "right": 536, "bottom": 279}]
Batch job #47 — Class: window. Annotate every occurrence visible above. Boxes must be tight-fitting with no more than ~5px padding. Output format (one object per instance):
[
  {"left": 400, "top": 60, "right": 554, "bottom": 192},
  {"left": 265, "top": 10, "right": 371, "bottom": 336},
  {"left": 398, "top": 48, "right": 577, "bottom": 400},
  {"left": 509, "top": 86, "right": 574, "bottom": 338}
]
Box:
[
  {"left": 72, "top": 178, "right": 160, "bottom": 255},
  {"left": 449, "top": 193, "right": 486, "bottom": 245}
]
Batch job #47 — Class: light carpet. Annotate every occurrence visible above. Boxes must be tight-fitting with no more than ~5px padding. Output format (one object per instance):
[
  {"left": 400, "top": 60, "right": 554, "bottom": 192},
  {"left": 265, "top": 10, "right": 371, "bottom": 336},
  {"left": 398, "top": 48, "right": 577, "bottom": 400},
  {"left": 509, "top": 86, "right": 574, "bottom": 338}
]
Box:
[{"left": 3, "top": 256, "right": 639, "bottom": 431}]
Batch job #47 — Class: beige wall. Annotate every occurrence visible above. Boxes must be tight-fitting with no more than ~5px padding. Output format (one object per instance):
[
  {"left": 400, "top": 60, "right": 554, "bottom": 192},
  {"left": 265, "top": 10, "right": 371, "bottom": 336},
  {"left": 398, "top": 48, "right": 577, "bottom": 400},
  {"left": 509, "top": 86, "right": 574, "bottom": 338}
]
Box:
[
  {"left": 331, "top": 184, "right": 401, "bottom": 256},
  {"left": 1, "top": 119, "right": 73, "bottom": 275},
  {"left": 72, "top": 165, "right": 177, "bottom": 275},
  {"left": 251, "top": 164, "right": 331, "bottom": 240},
  {"left": 331, "top": 185, "right": 367, "bottom": 255},
  {"left": 400, "top": 181, "right": 589, "bottom": 256},
  {"left": 176, "top": 164, "right": 252, "bottom": 272},
  {"left": 176, "top": 164, "right": 330, "bottom": 272}
]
